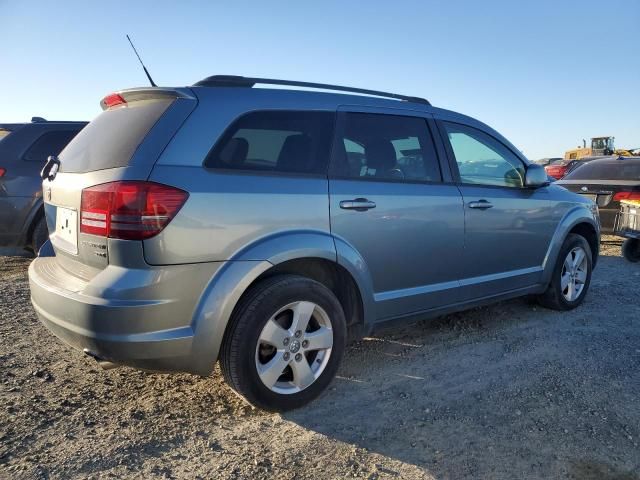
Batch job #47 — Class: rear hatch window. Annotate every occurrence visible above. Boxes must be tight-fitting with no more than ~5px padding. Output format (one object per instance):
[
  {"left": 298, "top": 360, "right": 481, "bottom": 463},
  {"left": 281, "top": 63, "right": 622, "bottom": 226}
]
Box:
[
  {"left": 0, "top": 124, "right": 21, "bottom": 142},
  {"left": 23, "top": 130, "right": 81, "bottom": 163},
  {"left": 60, "top": 98, "right": 173, "bottom": 173},
  {"left": 563, "top": 161, "right": 640, "bottom": 181}
]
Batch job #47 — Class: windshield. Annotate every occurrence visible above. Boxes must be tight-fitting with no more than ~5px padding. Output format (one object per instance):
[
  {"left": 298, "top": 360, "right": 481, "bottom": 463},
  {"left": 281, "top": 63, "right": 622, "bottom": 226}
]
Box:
[
  {"left": 591, "top": 137, "right": 614, "bottom": 151},
  {"left": 592, "top": 138, "right": 606, "bottom": 149}
]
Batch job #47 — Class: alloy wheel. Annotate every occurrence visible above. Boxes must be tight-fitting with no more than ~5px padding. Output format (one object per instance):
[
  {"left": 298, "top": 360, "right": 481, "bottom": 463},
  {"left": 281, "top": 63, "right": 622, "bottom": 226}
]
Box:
[
  {"left": 560, "top": 246, "right": 588, "bottom": 301},
  {"left": 255, "top": 301, "right": 333, "bottom": 394}
]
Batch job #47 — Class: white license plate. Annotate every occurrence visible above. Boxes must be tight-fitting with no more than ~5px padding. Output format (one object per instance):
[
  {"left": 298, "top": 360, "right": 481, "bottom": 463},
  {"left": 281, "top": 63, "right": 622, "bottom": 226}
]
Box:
[
  {"left": 55, "top": 207, "right": 78, "bottom": 254},
  {"left": 581, "top": 194, "right": 597, "bottom": 202}
]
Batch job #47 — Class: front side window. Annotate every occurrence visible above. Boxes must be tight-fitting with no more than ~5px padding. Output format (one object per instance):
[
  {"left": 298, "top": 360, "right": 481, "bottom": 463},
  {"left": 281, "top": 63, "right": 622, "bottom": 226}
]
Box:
[
  {"left": 443, "top": 122, "right": 525, "bottom": 188},
  {"left": 23, "top": 130, "right": 79, "bottom": 163},
  {"left": 205, "top": 111, "right": 334, "bottom": 175},
  {"left": 332, "top": 113, "right": 441, "bottom": 182}
]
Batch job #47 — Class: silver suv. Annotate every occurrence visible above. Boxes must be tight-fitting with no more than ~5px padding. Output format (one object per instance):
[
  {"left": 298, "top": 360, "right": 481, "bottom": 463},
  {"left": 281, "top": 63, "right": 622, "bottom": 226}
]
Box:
[{"left": 29, "top": 76, "right": 600, "bottom": 411}]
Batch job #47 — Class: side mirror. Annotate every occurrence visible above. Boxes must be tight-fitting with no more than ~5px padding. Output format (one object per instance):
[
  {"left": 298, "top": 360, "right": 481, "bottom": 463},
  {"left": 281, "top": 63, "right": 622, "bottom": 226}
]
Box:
[{"left": 525, "top": 163, "right": 549, "bottom": 188}]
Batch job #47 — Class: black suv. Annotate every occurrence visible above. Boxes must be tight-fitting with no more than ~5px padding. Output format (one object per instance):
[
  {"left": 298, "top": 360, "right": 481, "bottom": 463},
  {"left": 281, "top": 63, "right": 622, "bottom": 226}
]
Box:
[{"left": 0, "top": 118, "right": 86, "bottom": 252}]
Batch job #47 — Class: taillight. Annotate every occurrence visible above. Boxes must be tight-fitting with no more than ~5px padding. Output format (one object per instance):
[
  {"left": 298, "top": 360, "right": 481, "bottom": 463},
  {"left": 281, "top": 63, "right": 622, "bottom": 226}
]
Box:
[
  {"left": 80, "top": 181, "right": 188, "bottom": 240},
  {"left": 613, "top": 191, "right": 640, "bottom": 202},
  {"left": 0, "top": 168, "right": 5, "bottom": 177},
  {"left": 545, "top": 165, "right": 567, "bottom": 179},
  {"left": 102, "top": 93, "right": 127, "bottom": 109}
]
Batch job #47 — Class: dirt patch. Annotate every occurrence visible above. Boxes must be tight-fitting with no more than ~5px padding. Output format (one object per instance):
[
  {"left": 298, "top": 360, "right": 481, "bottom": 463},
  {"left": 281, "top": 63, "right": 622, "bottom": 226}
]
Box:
[{"left": 1, "top": 237, "right": 639, "bottom": 479}]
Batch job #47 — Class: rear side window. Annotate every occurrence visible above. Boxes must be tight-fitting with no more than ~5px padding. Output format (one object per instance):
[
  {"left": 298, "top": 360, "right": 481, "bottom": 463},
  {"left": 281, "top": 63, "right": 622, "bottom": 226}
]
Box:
[
  {"left": 205, "top": 111, "right": 334, "bottom": 175},
  {"left": 60, "top": 99, "right": 173, "bottom": 173},
  {"left": 331, "top": 113, "right": 441, "bottom": 182},
  {"left": 23, "top": 130, "right": 79, "bottom": 163},
  {"left": 563, "top": 161, "right": 640, "bottom": 180}
]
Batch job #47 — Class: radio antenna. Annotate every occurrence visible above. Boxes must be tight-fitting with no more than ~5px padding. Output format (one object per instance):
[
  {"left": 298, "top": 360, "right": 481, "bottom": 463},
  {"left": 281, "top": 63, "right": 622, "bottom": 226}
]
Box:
[{"left": 126, "top": 34, "right": 157, "bottom": 87}]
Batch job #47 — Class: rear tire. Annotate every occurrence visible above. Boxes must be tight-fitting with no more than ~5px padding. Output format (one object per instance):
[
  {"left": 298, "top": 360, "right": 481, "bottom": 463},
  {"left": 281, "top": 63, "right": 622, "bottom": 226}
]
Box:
[
  {"left": 31, "top": 217, "right": 48, "bottom": 254},
  {"left": 621, "top": 238, "right": 640, "bottom": 263},
  {"left": 537, "top": 233, "right": 593, "bottom": 311},
  {"left": 220, "top": 275, "right": 346, "bottom": 412}
]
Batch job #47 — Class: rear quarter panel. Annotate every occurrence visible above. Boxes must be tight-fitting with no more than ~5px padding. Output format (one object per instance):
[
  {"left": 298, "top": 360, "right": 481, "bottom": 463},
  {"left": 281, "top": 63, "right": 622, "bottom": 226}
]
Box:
[{"left": 145, "top": 167, "right": 331, "bottom": 264}]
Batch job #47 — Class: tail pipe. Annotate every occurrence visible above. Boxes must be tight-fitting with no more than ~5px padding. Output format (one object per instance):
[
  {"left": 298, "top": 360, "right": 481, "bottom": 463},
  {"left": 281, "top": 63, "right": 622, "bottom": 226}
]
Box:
[{"left": 83, "top": 349, "right": 121, "bottom": 370}]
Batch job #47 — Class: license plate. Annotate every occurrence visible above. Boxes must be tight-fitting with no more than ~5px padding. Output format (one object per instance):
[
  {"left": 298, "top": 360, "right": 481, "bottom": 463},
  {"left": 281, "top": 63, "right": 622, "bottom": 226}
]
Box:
[
  {"left": 581, "top": 194, "right": 597, "bottom": 202},
  {"left": 55, "top": 207, "right": 78, "bottom": 254}
]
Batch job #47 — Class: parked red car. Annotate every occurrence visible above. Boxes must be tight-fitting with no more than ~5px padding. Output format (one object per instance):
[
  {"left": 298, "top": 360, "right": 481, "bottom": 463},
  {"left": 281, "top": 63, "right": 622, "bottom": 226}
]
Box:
[
  {"left": 545, "top": 156, "right": 605, "bottom": 181},
  {"left": 544, "top": 159, "right": 571, "bottom": 179}
]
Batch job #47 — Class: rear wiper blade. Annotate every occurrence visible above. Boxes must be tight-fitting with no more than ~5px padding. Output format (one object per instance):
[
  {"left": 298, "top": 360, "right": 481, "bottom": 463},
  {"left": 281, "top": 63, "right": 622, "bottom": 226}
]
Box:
[{"left": 41, "top": 155, "right": 61, "bottom": 181}]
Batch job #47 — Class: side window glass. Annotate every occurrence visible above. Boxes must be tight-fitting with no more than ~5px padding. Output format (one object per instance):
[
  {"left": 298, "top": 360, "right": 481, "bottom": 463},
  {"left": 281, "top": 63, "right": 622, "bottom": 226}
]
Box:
[
  {"left": 205, "top": 111, "right": 334, "bottom": 175},
  {"left": 23, "top": 130, "right": 79, "bottom": 163},
  {"left": 443, "top": 122, "right": 525, "bottom": 188},
  {"left": 342, "top": 138, "right": 366, "bottom": 177},
  {"left": 332, "top": 113, "right": 442, "bottom": 182}
]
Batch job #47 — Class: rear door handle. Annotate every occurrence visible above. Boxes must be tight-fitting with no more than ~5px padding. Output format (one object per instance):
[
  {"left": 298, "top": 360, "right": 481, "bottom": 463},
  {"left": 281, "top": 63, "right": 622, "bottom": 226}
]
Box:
[
  {"left": 468, "top": 200, "right": 493, "bottom": 209},
  {"left": 339, "top": 198, "right": 377, "bottom": 211}
]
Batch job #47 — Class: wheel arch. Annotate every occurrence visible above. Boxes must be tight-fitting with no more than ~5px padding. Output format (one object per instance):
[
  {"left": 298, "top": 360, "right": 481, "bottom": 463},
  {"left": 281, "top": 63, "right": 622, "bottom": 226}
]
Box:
[
  {"left": 230, "top": 230, "right": 375, "bottom": 333},
  {"left": 247, "top": 257, "right": 368, "bottom": 339},
  {"left": 21, "top": 199, "right": 44, "bottom": 249},
  {"left": 189, "top": 231, "right": 375, "bottom": 374},
  {"left": 568, "top": 222, "right": 599, "bottom": 268},
  {"left": 542, "top": 206, "right": 600, "bottom": 285}
]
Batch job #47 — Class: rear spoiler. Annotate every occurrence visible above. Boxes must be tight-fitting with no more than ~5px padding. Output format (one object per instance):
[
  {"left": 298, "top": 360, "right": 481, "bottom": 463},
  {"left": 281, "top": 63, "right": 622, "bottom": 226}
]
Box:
[{"left": 100, "top": 87, "right": 196, "bottom": 110}]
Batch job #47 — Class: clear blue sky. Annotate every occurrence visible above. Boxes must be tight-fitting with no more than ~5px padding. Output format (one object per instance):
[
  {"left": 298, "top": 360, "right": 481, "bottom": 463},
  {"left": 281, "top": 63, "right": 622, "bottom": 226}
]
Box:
[{"left": 1, "top": 0, "right": 638, "bottom": 159}]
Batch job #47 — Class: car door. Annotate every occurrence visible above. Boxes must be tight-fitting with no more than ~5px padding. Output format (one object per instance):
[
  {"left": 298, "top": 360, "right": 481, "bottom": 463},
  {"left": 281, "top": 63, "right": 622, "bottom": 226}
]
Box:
[
  {"left": 329, "top": 108, "right": 465, "bottom": 321},
  {"left": 437, "top": 120, "right": 559, "bottom": 300}
]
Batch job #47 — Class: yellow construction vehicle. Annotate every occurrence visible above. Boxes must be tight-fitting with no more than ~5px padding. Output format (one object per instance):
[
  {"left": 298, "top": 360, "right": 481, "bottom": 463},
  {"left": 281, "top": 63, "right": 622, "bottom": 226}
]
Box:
[
  {"left": 565, "top": 136, "right": 639, "bottom": 159},
  {"left": 614, "top": 147, "right": 640, "bottom": 157},
  {"left": 564, "top": 136, "right": 614, "bottom": 159}
]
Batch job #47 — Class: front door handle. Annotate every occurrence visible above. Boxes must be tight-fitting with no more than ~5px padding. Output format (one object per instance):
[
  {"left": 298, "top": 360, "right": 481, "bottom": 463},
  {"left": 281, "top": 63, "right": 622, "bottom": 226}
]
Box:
[
  {"left": 468, "top": 200, "right": 493, "bottom": 209},
  {"left": 339, "top": 198, "right": 377, "bottom": 211}
]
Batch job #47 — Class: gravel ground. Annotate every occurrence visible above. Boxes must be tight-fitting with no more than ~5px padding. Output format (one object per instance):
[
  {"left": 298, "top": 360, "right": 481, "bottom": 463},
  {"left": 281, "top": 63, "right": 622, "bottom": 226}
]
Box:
[{"left": 1, "top": 237, "right": 639, "bottom": 479}]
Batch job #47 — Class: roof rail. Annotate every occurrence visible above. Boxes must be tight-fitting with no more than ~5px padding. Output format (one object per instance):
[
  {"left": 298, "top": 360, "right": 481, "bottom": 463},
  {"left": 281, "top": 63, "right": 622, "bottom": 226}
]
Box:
[{"left": 193, "top": 75, "right": 431, "bottom": 106}]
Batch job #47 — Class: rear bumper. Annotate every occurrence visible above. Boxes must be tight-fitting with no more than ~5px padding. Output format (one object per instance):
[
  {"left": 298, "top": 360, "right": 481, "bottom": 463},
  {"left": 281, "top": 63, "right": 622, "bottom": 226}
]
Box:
[{"left": 29, "top": 257, "right": 223, "bottom": 375}]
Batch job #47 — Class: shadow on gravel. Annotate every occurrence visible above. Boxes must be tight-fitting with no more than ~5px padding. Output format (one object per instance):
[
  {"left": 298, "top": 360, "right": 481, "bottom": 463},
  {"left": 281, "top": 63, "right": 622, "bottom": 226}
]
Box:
[
  {"left": 283, "top": 306, "right": 531, "bottom": 476},
  {"left": 569, "top": 460, "right": 640, "bottom": 480},
  {"left": 0, "top": 248, "right": 33, "bottom": 257},
  {"left": 283, "top": 255, "right": 640, "bottom": 478}
]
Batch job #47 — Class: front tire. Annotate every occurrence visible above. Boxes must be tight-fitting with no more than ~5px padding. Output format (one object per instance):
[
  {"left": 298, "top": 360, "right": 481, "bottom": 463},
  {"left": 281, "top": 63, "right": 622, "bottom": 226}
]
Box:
[
  {"left": 537, "top": 233, "right": 593, "bottom": 311},
  {"left": 220, "top": 275, "right": 346, "bottom": 412}
]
